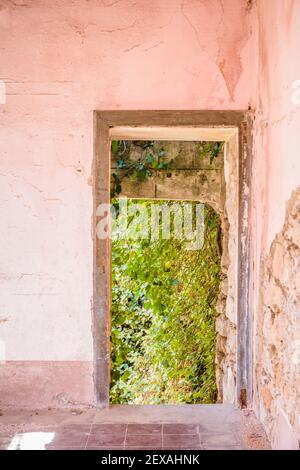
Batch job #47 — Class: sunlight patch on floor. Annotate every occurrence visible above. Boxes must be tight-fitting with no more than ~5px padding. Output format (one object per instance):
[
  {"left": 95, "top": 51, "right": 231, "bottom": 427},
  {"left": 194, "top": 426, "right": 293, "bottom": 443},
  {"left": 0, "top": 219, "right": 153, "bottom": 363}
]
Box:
[{"left": 7, "top": 432, "right": 55, "bottom": 450}]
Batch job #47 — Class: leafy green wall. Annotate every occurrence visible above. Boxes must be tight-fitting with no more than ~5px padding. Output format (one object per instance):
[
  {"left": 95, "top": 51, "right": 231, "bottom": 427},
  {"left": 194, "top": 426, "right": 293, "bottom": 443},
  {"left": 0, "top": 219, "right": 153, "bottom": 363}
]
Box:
[{"left": 110, "top": 200, "right": 221, "bottom": 404}]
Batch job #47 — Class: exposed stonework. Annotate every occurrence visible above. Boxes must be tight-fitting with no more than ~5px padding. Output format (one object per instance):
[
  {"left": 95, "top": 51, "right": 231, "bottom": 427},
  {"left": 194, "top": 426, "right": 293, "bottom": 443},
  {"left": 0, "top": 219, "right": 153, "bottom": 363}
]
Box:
[
  {"left": 215, "top": 136, "right": 238, "bottom": 403},
  {"left": 112, "top": 140, "right": 238, "bottom": 404},
  {"left": 112, "top": 141, "right": 224, "bottom": 213},
  {"left": 256, "top": 187, "right": 300, "bottom": 449},
  {"left": 240, "top": 409, "right": 271, "bottom": 450}
]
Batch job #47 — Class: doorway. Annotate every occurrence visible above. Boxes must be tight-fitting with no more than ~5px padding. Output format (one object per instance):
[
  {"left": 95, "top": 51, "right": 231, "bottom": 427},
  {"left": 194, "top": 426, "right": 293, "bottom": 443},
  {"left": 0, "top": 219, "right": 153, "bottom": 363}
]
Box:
[{"left": 93, "top": 111, "right": 252, "bottom": 408}]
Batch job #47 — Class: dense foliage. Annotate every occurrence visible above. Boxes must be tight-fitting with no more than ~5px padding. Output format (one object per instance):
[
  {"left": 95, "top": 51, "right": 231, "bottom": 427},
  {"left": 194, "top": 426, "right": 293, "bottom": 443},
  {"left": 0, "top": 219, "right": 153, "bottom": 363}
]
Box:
[{"left": 110, "top": 200, "right": 221, "bottom": 404}]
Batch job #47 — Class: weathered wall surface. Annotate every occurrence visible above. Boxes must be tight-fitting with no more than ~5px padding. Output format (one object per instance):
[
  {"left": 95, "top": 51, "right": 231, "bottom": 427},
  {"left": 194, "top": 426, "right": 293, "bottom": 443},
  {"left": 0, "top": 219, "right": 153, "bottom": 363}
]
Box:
[
  {"left": 0, "top": 0, "right": 255, "bottom": 407},
  {"left": 257, "top": 189, "right": 300, "bottom": 449},
  {"left": 3, "top": 0, "right": 299, "bottom": 439},
  {"left": 252, "top": 0, "right": 300, "bottom": 449},
  {"left": 216, "top": 135, "right": 239, "bottom": 404}
]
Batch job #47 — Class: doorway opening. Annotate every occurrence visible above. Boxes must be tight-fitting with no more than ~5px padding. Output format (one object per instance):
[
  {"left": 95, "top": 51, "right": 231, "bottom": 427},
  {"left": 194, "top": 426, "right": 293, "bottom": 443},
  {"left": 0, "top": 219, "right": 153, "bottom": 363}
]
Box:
[
  {"left": 93, "top": 111, "right": 252, "bottom": 409},
  {"left": 110, "top": 139, "right": 224, "bottom": 404},
  {"left": 111, "top": 197, "right": 221, "bottom": 404}
]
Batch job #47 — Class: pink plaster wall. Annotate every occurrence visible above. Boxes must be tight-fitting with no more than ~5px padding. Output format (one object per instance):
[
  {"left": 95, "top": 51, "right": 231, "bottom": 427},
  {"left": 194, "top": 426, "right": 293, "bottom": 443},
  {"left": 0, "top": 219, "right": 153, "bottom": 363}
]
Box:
[
  {"left": 253, "top": 0, "right": 300, "bottom": 252},
  {"left": 1, "top": 1, "right": 299, "bottom": 446},
  {"left": 252, "top": 0, "right": 300, "bottom": 450},
  {"left": 0, "top": 0, "right": 255, "bottom": 406}
]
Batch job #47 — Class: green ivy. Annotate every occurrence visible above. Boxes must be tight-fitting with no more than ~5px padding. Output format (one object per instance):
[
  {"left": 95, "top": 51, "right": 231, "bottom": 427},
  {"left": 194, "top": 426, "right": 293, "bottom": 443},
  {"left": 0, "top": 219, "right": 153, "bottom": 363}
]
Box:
[
  {"left": 110, "top": 200, "right": 221, "bottom": 404},
  {"left": 111, "top": 140, "right": 223, "bottom": 197},
  {"left": 197, "top": 142, "right": 224, "bottom": 165},
  {"left": 111, "top": 141, "right": 173, "bottom": 198}
]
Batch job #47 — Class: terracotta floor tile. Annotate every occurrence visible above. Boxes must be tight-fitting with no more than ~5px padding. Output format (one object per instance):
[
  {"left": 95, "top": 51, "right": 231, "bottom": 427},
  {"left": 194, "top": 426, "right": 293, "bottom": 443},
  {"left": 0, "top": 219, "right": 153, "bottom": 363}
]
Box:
[
  {"left": 125, "top": 434, "right": 162, "bottom": 448},
  {"left": 163, "top": 434, "right": 201, "bottom": 448},
  {"left": 87, "top": 424, "right": 126, "bottom": 448},
  {"left": 91, "top": 424, "right": 127, "bottom": 434},
  {"left": 163, "top": 424, "right": 199, "bottom": 434},
  {"left": 59, "top": 424, "right": 91, "bottom": 432},
  {"left": 85, "top": 446, "right": 125, "bottom": 450},
  {"left": 86, "top": 433, "right": 126, "bottom": 448},
  {"left": 127, "top": 424, "right": 162, "bottom": 435},
  {"left": 125, "top": 446, "right": 163, "bottom": 450},
  {"left": 163, "top": 446, "right": 203, "bottom": 450},
  {"left": 51, "top": 425, "right": 90, "bottom": 447}
]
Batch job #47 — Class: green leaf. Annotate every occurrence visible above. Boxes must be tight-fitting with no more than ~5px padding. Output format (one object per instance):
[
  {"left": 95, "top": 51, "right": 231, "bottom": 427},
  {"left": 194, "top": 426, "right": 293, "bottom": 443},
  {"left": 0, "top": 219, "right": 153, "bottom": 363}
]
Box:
[
  {"left": 111, "top": 140, "right": 119, "bottom": 153},
  {"left": 117, "top": 159, "right": 126, "bottom": 169},
  {"left": 146, "top": 153, "right": 154, "bottom": 164}
]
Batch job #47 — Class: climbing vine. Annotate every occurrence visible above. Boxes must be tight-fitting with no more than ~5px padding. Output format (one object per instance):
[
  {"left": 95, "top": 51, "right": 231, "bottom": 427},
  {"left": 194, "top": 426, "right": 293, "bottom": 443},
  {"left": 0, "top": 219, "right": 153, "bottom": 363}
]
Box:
[
  {"left": 110, "top": 200, "right": 222, "bottom": 404},
  {"left": 196, "top": 141, "right": 224, "bottom": 164},
  {"left": 111, "top": 141, "right": 172, "bottom": 197}
]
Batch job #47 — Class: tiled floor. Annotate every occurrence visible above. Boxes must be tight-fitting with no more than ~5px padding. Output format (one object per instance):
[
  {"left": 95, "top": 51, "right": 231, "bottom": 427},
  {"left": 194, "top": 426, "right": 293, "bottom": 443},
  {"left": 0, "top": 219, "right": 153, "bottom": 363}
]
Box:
[{"left": 0, "top": 405, "right": 271, "bottom": 450}]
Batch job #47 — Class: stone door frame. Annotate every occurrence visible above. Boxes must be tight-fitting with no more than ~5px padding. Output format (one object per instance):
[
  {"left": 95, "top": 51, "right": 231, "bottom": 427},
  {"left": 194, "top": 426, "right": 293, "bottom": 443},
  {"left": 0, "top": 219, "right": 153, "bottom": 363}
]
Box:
[{"left": 93, "top": 110, "right": 252, "bottom": 408}]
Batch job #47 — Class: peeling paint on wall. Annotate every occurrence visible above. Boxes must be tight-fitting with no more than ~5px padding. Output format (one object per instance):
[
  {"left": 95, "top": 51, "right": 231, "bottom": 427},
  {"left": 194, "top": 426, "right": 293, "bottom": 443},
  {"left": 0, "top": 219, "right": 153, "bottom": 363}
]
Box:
[
  {"left": 255, "top": 188, "right": 300, "bottom": 449},
  {"left": 252, "top": 0, "right": 300, "bottom": 449}
]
